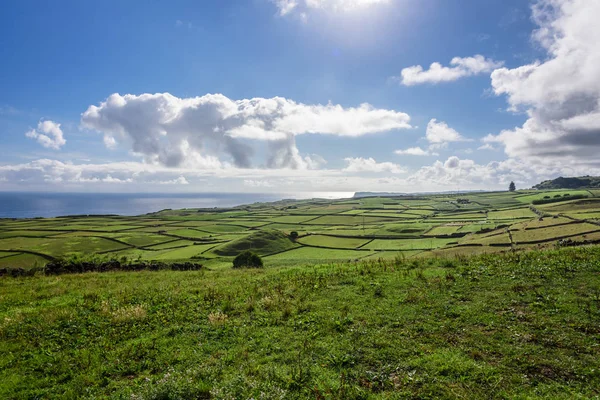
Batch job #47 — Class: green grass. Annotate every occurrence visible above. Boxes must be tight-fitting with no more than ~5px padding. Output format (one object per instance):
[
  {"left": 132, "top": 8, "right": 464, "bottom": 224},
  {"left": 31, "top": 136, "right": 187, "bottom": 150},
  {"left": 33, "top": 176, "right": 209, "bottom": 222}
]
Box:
[
  {"left": 168, "top": 229, "right": 213, "bottom": 238},
  {"left": 112, "top": 234, "right": 173, "bottom": 247},
  {"left": 3, "top": 189, "right": 600, "bottom": 268},
  {"left": 373, "top": 223, "right": 432, "bottom": 236},
  {"left": 365, "top": 238, "right": 458, "bottom": 250},
  {"left": 516, "top": 189, "right": 591, "bottom": 203},
  {"left": 460, "top": 232, "right": 512, "bottom": 246},
  {"left": 151, "top": 244, "right": 219, "bottom": 260},
  {"left": 0, "top": 237, "right": 130, "bottom": 257},
  {"left": 143, "top": 240, "right": 196, "bottom": 250},
  {"left": 565, "top": 212, "right": 600, "bottom": 220},
  {"left": 487, "top": 207, "right": 538, "bottom": 220},
  {"left": 425, "top": 225, "right": 462, "bottom": 236},
  {"left": 297, "top": 235, "right": 371, "bottom": 249},
  {"left": 0, "top": 253, "right": 48, "bottom": 269},
  {"left": 212, "top": 229, "right": 297, "bottom": 257},
  {"left": 456, "top": 223, "right": 497, "bottom": 233},
  {"left": 511, "top": 223, "right": 600, "bottom": 243},
  {"left": 264, "top": 246, "right": 369, "bottom": 261},
  {"left": 1, "top": 247, "right": 600, "bottom": 398},
  {"left": 540, "top": 198, "right": 600, "bottom": 212},
  {"left": 305, "top": 215, "right": 396, "bottom": 225}
]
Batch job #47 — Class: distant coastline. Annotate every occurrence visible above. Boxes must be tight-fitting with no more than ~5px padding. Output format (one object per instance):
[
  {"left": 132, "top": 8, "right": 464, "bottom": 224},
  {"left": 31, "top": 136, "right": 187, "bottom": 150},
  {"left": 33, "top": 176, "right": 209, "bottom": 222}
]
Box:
[{"left": 0, "top": 192, "right": 291, "bottom": 219}]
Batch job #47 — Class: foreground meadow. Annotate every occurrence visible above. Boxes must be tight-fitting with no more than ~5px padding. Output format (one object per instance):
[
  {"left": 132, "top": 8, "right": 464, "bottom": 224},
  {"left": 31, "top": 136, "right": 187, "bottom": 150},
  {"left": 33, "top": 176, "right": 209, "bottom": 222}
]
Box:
[{"left": 1, "top": 247, "right": 599, "bottom": 399}]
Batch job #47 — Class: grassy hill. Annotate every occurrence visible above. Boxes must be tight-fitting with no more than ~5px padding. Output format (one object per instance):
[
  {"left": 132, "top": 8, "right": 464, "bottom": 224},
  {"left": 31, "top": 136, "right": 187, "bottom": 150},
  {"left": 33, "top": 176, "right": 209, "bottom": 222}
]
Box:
[
  {"left": 533, "top": 176, "right": 600, "bottom": 190},
  {"left": 211, "top": 229, "right": 297, "bottom": 257},
  {"left": 1, "top": 246, "right": 600, "bottom": 398}
]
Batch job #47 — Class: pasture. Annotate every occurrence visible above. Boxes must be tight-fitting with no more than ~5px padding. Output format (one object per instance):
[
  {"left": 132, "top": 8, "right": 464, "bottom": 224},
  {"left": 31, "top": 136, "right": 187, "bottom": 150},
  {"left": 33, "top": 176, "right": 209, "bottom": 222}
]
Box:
[
  {"left": 2, "top": 189, "right": 600, "bottom": 270},
  {"left": 1, "top": 247, "right": 600, "bottom": 398}
]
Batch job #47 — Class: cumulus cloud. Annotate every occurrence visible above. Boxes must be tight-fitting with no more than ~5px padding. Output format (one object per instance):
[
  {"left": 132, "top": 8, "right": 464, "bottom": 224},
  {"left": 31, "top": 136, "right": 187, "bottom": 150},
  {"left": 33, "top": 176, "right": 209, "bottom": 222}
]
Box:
[
  {"left": 478, "top": 143, "right": 496, "bottom": 151},
  {"left": 399, "top": 55, "right": 503, "bottom": 86},
  {"left": 81, "top": 93, "right": 411, "bottom": 170},
  {"left": 343, "top": 157, "right": 406, "bottom": 174},
  {"left": 158, "top": 176, "right": 189, "bottom": 185},
  {"left": 103, "top": 135, "right": 117, "bottom": 149},
  {"left": 395, "top": 119, "right": 468, "bottom": 157},
  {"left": 244, "top": 179, "right": 274, "bottom": 188},
  {"left": 394, "top": 147, "right": 437, "bottom": 156},
  {"left": 271, "top": 0, "right": 389, "bottom": 16},
  {"left": 3, "top": 155, "right": 600, "bottom": 193},
  {"left": 426, "top": 119, "right": 469, "bottom": 145},
  {"left": 25, "top": 120, "right": 66, "bottom": 150},
  {"left": 408, "top": 156, "right": 600, "bottom": 189},
  {"left": 488, "top": 0, "right": 600, "bottom": 167}
]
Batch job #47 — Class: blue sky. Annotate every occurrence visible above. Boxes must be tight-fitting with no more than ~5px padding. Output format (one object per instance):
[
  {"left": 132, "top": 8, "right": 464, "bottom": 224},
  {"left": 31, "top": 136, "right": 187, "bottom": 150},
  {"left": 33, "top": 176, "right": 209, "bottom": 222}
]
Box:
[{"left": 1, "top": 0, "right": 599, "bottom": 194}]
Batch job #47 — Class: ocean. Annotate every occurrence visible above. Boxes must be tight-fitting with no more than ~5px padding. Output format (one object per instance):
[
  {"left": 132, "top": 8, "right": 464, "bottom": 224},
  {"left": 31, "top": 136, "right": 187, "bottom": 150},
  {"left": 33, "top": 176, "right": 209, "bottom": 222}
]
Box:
[{"left": 0, "top": 192, "right": 296, "bottom": 219}]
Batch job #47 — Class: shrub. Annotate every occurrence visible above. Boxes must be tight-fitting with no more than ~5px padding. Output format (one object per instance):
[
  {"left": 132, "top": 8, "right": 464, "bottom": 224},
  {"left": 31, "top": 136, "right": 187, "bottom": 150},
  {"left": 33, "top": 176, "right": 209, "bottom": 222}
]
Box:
[
  {"left": 289, "top": 231, "right": 299, "bottom": 240},
  {"left": 232, "top": 251, "right": 263, "bottom": 269}
]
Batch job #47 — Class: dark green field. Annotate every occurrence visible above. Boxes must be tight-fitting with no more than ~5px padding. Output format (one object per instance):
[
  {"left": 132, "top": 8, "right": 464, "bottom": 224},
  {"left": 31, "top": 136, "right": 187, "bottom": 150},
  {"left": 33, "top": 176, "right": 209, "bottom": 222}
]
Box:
[
  {"left": 1, "top": 247, "right": 600, "bottom": 398},
  {"left": 1, "top": 189, "right": 600, "bottom": 271}
]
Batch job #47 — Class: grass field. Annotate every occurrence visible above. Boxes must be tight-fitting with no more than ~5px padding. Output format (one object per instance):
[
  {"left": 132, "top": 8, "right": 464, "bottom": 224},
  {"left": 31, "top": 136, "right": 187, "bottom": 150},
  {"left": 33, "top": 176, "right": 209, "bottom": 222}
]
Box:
[
  {"left": 1, "top": 189, "right": 599, "bottom": 270},
  {"left": 1, "top": 247, "right": 600, "bottom": 398}
]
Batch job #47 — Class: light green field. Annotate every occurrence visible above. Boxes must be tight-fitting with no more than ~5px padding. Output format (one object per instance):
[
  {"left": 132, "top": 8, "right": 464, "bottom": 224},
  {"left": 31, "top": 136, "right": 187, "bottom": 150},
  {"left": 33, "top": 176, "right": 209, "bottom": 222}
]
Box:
[
  {"left": 425, "top": 225, "right": 462, "bottom": 236},
  {"left": 168, "top": 229, "right": 213, "bottom": 238},
  {"left": 457, "top": 223, "right": 497, "bottom": 233},
  {"left": 540, "top": 198, "right": 600, "bottom": 212},
  {"left": 511, "top": 222, "right": 600, "bottom": 243},
  {"left": 150, "top": 244, "right": 218, "bottom": 260},
  {"left": 264, "top": 246, "right": 371, "bottom": 261},
  {"left": 366, "top": 238, "right": 458, "bottom": 251},
  {"left": 516, "top": 190, "right": 591, "bottom": 203},
  {"left": 461, "top": 232, "right": 512, "bottom": 246},
  {"left": 487, "top": 207, "right": 538, "bottom": 219},
  {"left": 2, "top": 189, "right": 600, "bottom": 269},
  {"left": 565, "top": 212, "right": 600, "bottom": 220},
  {"left": 297, "top": 235, "right": 371, "bottom": 249}
]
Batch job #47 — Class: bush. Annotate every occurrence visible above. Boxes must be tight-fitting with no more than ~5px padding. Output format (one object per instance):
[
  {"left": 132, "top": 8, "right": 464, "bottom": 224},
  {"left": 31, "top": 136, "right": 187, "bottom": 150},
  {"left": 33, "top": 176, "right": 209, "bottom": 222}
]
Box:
[
  {"left": 289, "top": 231, "right": 299, "bottom": 240},
  {"left": 232, "top": 251, "right": 263, "bottom": 269},
  {"left": 43, "top": 257, "right": 202, "bottom": 275}
]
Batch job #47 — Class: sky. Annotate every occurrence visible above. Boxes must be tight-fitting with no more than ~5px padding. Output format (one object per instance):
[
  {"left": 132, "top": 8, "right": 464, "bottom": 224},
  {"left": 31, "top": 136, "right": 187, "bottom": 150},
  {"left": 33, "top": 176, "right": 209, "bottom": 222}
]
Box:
[{"left": 1, "top": 0, "right": 599, "bottom": 195}]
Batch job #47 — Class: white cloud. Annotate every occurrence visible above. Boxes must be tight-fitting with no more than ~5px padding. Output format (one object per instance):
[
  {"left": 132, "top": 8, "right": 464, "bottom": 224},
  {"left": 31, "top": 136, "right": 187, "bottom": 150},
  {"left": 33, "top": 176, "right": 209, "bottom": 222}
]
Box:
[
  {"left": 3, "top": 156, "right": 600, "bottom": 193},
  {"left": 273, "top": 0, "right": 298, "bottom": 15},
  {"left": 103, "top": 135, "right": 117, "bottom": 149},
  {"left": 271, "top": 0, "right": 389, "bottom": 16},
  {"left": 244, "top": 179, "right": 274, "bottom": 188},
  {"left": 394, "top": 147, "right": 437, "bottom": 156},
  {"left": 157, "top": 176, "right": 189, "bottom": 185},
  {"left": 394, "top": 119, "right": 468, "bottom": 157},
  {"left": 25, "top": 120, "right": 66, "bottom": 150},
  {"left": 408, "top": 156, "right": 600, "bottom": 189},
  {"left": 343, "top": 157, "right": 406, "bottom": 174},
  {"left": 425, "top": 119, "right": 469, "bottom": 144},
  {"left": 399, "top": 55, "right": 503, "bottom": 86},
  {"left": 477, "top": 143, "right": 496, "bottom": 151},
  {"left": 81, "top": 92, "right": 411, "bottom": 170},
  {"left": 488, "top": 0, "right": 600, "bottom": 167}
]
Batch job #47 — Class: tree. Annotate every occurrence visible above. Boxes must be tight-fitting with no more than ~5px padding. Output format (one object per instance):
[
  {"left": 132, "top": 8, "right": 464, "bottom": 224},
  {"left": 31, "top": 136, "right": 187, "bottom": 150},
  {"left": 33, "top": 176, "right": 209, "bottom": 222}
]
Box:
[
  {"left": 289, "top": 231, "right": 299, "bottom": 240},
  {"left": 509, "top": 181, "right": 516, "bottom": 192},
  {"left": 232, "top": 251, "right": 263, "bottom": 269}
]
